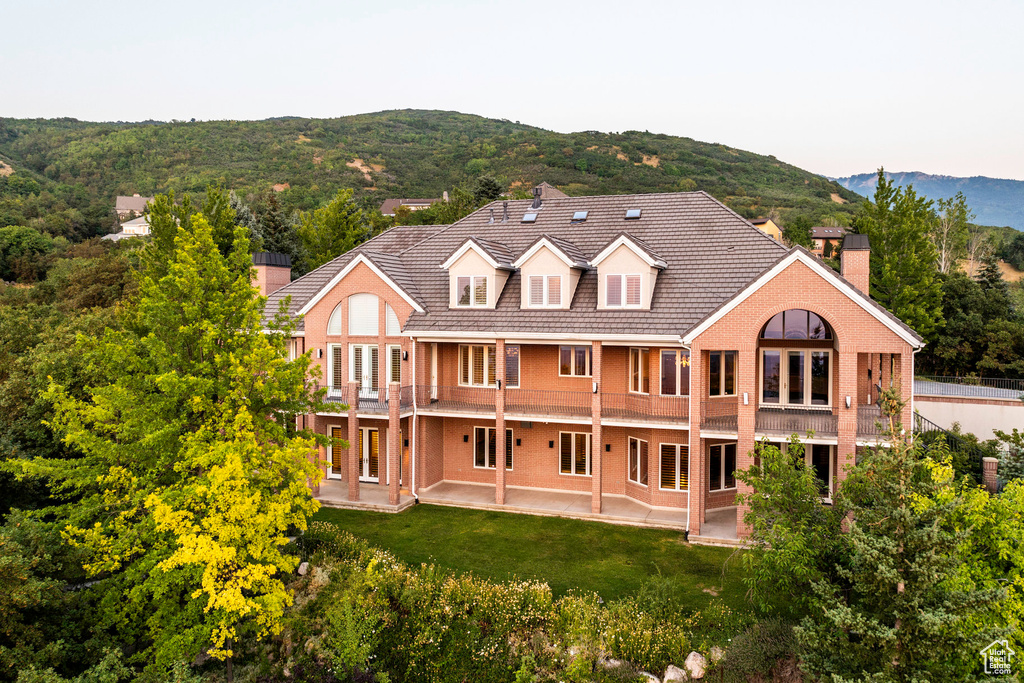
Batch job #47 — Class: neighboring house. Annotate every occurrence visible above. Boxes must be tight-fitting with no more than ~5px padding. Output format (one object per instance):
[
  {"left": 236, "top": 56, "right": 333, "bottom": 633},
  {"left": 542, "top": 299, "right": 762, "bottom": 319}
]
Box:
[
  {"left": 259, "top": 192, "right": 923, "bottom": 542},
  {"left": 115, "top": 194, "right": 154, "bottom": 220},
  {"left": 533, "top": 181, "right": 568, "bottom": 200},
  {"left": 749, "top": 217, "right": 782, "bottom": 241},
  {"left": 379, "top": 196, "right": 444, "bottom": 216},
  {"left": 101, "top": 215, "right": 151, "bottom": 242},
  {"left": 811, "top": 226, "right": 848, "bottom": 257}
]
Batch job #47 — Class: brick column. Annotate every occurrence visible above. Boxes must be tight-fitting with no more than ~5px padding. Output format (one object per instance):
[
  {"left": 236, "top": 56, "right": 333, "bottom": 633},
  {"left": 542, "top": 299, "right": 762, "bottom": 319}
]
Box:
[
  {"left": 735, "top": 344, "right": 756, "bottom": 538},
  {"left": 983, "top": 457, "right": 1000, "bottom": 494},
  {"left": 347, "top": 381, "right": 360, "bottom": 502},
  {"left": 837, "top": 345, "right": 859, "bottom": 485},
  {"left": 688, "top": 344, "right": 704, "bottom": 537},
  {"left": 899, "top": 353, "right": 914, "bottom": 430},
  {"left": 591, "top": 341, "right": 603, "bottom": 514},
  {"left": 495, "top": 339, "right": 507, "bottom": 505},
  {"left": 388, "top": 382, "right": 401, "bottom": 505}
]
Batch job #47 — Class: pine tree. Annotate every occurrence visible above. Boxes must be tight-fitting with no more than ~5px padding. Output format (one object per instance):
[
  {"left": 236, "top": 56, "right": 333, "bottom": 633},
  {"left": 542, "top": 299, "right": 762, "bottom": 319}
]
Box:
[
  {"left": 297, "top": 189, "right": 370, "bottom": 272},
  {"left": 253, "top": 190, "right": 304, "bottom": 274}
]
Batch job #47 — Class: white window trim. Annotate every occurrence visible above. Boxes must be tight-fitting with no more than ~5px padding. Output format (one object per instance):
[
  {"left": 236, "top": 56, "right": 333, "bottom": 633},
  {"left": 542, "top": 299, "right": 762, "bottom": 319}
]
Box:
[
  {"left": 349, "top": 343, "right": 379, "bottom": 388},
  {"left": 659, "top": 349, "right": 691, "bottom": 397},
  {"left": 708, "top": 351, "right": 738, "bottom": 398},
  {"left": 771, "top": 442, "right": 835, "bottom": 503},
  {"left": 387, "top": 344, "right": 402, "bottom": 385},
  {"left": 455, "top": 275, "right": 489, "bottom": 308},
  {"left": 708, "top": 443, "right": 738, "bottom": 492},
  {"left": 472, "top": 426, "right": 514, "bottom": 470},
  {"left": 759, "top": 348, "right": 833, "bottom": 409},
  {"left": 458, "top": 344, "right": 497, "bottom": 388},
  {"left": 327, "top": 343, "right": 344, "bottom": 396},
  {"left": 327, "top": 424, "right": 344, "bottom": 479},
  {"left": 629, "top": 347, "right": 650, "bottom": 395},
  {"left": 527, "top": 274, "right": 563, "bottom": 308},
  {"left": 628, "top": 436, "right": 648, "bottom": 487},
  {"left": 558, "top": 345, "right": 593, "bottom": 378},
  {"left": 659, "top": 443, "right": 689, "bottom": 492},
  {"left": 504, "top": 344, "right": 521, "bottom": 388},
  {"left": 559, "top": 431, "right": 592, "bottom": 477},
  {"left": 605, "top": 273, "right": 643, "bottom": 309}
]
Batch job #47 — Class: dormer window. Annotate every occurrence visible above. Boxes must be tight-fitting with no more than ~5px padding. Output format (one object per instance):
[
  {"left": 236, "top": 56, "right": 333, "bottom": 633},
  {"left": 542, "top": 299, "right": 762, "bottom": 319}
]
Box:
[
  {"left": 528, "top": 275, "right": 562, "bottom": 307},
  {"left": 456, "top": 276, "right": 488, "bottom": 307},
  {"left": 606, "top": 274, "right": 642, "bottom": 308}
]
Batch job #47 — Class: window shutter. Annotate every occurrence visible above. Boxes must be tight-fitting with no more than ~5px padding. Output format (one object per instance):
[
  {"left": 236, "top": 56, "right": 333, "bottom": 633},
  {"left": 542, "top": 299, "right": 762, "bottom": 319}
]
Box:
[
  {"left": 505, "top": 428, "right": 513, "bottom": 470},
  {"left": 369, "top": 430, "right": 379, "bottom": 477},
  {"left": 640, "top": 440, "right": 649, "bottom": 486},
  {"left": 331, "top": 427, "right": 343, "bottom": 471},
  {"left": 529, "top": 276, "right": 544, "bottom": 306},
  {"left": 660, "top": 444, "right": 676, "bottom": 489},
  {"left": 678, "top": 445, "right": 688, "bottom": 490},
  {"left": 607, "top": 274, "right": 622, "bottom": 306},
  {"left": 487, "top": 346, "right": 496, "bottom": 386},
  {"left": 352, "top": 345, "right": 363, "bottom": 384},
  {"left": 386, "top": 304, "right": 400, "bottom": 335},
  {"left": 723, "top": 444, "right": 735, "bottom": 489},
  {"left": 460, "top": 345, "right": 469, "bottom": 384},
  {"left": 548, "top": 275, "right": 561, "bottom": 306},
  {"left": 457, "top": 277, "right": 471, "bottom": 306},
  {"left": 332, "top": 346, "right": 343, "bottom": 389},
  {"left": 709, "top": 445, "right": 722, "bottom": 491},
  {"left": 389, "top": 346, "right": 401, "bottom": 385},
  {"left": 505, "top": 345, "right": 519, "bottom": 387},
  {"left": 560, "top": 433, "right": 572, "bottom": 473},
  {"left": 475, "top": 427, "right": 487, "bottom": 467},
  {"left": 370, "top": 346, "right": 379, "bottom": 390},
  {"left": 575, "top": 434, "right": 589, "bottom": 475},
  {"left": 348, "top": 293, "right": 379, "bottom": 335},
  {"left": 628, "top": 439, "right": 638, "bottom": 482},
  {"left": 473, "top": 276, "right": 487, "bottom": 306},
  {"left": 626, "top": 275, "right": 642, "bottom": 306},
  {"left": 473, "top": 346, "right": 484, "bottom": 385}
]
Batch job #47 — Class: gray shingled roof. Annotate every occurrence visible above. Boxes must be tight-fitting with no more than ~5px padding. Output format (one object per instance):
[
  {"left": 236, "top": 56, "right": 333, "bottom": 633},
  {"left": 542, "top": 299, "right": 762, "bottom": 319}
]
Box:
[{"left": 115, "top": 195, "right": 153, "bottom": 212}]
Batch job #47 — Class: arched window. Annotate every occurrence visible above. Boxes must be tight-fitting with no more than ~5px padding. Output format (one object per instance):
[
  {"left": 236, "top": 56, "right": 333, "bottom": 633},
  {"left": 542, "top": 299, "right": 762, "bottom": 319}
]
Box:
[
  {"left": 327, "top": 302, "right": 344, "bottom": 335},
  {"left": 760, "top": 309, "right": 832, "bottom": 340},
  {"left": 386, "top": 303, "right": 400, "bottom": 335},
  {"left": 348, "top": 293, "right": 379, "bottom": 336}
]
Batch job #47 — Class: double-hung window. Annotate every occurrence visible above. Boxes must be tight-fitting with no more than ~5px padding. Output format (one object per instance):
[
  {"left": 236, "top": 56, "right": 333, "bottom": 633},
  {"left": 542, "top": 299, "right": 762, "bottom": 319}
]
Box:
[
  {"left": 606, "top": 274, "right": 642, "bottom": 308},
  {"left": 474, "top": 427, "right": 513, "bottom": 469},
  {"left": 629, "top": 348, "right": 650, "bottom": 394},
  {"left": 459, "top": 344, "right": 497, "bottom": 387},
  {"left": 660, "top": 349, "right": 691, "bottom": 396},
  {"left": 504, "top": 344, "right": 520, "bottom": 388},
  {"left": 559, "top": 345, "right": 592, "bottom": 377},
  {"left": 709, "top": 443, "right": 737, "bottom": 491},
  {"left": 559, "top": 432, "right": 591, "bottom": 476},
  {"left": 628, "top": 437, "right": 648, "bottom": 486},
  {"left": 328, "top": 343, "right": 344, "bottom": 396},
  {"left": 708, "top": 351, "right": 737, "bottom": 397},
  {"left": 659, "top": 443, "right": 689, "bottom": 491},
  {"left": 456, "top": 276, "right": 488, "bottom": 307},
  {"left": 387, "top": 345, "right": 402, "bottom": 385},
  {"left": 528, "top": 275, "right": 562, "bottom": 307}
]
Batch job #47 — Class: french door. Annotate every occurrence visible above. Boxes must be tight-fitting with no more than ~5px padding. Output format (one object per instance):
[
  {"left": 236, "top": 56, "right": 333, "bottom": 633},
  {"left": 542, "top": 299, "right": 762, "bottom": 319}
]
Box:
[
  {"left": 357, "top": 427, "right": 380, "bottom": 482},
  {"left": 350, "top": 344, "right": 379, "bottom": 400},
  {"left": 761, "top": 349, "right": 831, "bottom": 407}
]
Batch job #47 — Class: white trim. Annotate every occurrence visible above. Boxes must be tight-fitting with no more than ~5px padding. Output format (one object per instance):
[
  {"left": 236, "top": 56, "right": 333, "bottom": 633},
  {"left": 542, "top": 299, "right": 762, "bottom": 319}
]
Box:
[
  {"left": 628, "top": 347, "right": 650, "bottom": 395},
  {"left": 472, "top": 425, "right": 514, "bottom": 471},
  {"left": 680, "top": 249, "right": 925, "bottom": 348},
  {"left": 759, "top": 348, "right": 833, "bottom": 408},
  {"left": 327, "top": 423, "right": 344, "bottom": 479},
  {"left": 453, "top": 274, "right": 490, "bottom": 308},
  {"left": 592, "top": 234, "right": 666, "bottom": 269},
  {"left": 602, "top": 419, "right": 690, "bottom": 430},
  {"left": 512, "top": 237, "right": 583, "bottom": 269},
  {"left": 404, "top": 331, "right": 688, "bottom": 345},
  {"left": 658, "top": 348, "right": 691, "bottom": 397},
  {"left": 558, "top": 344, "right": 593, "bottom": 377},
  {"left": 658, "top": 442, "right": 690, "bottom": 492},
  {"left": 441, "top": 240, "right": 503, "bottom": 270},
  {"left": 558, "top": 431, "right": 592, "bottom": 476},
  {"left": 297, "top": 254, "right": 424, "bottom": 316},
  {"left": 707, "top": 442, "right": 737, "bottom": 492},
  {"left": 628, "top": 436, "right": 649, "bottom": 487},
  {"left": 604, "top": 273, "right": 644, "bottom": 309}
]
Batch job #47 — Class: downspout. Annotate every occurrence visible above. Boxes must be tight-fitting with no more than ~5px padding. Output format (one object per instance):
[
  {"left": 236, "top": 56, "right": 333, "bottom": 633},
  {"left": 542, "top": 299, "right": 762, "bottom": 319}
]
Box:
[{"left": 410, "top": 337, "right": 418, "bottom": 502}]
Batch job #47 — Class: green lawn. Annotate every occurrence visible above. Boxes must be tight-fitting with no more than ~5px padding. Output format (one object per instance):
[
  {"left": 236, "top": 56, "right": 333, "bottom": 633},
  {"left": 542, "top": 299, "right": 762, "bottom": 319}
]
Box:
[{"left": 312, "top": 504, "right": 751, "bottom": 614}]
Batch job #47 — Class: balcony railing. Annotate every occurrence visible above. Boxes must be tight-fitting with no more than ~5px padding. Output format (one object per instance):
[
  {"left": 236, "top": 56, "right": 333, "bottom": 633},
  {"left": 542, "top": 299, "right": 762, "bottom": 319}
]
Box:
[
  {"left": 914, "top": 375, "right": 1024, "bottom": 401},
  {"left": 416, "top": 385, "right": 496, "bottom": 413},
  {"left": 323, "top": 385, "right": 349, "bottom": 408},
  {"left": 603, "top": 393, "right": 689, "bottom": 424},
  {"left": 322, "top": 385, "right": 413, "bottom": 413},
  {"left": 701, "top": 399, "right": 738, "bottom": 431},
  {"left": 756, "top": 407, "right": 838, "bottom": 437},
  {"left": 857, "top": 404, "right": 887, "bottom": 438},
  {"left": 505, "top": 389, "right": 591, "bottom": 419}
]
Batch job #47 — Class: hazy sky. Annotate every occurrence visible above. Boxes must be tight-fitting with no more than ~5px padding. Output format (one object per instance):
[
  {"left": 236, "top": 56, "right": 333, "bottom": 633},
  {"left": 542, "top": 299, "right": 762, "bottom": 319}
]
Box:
[{"left": 4, "top": 0, "right": 1023, "bottom": 180}]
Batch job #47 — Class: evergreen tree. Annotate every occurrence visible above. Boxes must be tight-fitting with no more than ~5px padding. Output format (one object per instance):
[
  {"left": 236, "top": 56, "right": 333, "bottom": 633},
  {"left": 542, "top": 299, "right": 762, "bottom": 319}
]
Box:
[
  {"left": 297, "top": 189, "right": 370, "bottom": 272},
  {"left": 473, "top": 175, "right": 503, "bottom": 203},
  {"left": 252, "top": 191, "right": 304, "bottom": 275},
  {"left": 781, "top": 215, "right": 814, "bottom": 249},
  {"left": 229, "top": 190, "right": 264, "bottom": 251}
]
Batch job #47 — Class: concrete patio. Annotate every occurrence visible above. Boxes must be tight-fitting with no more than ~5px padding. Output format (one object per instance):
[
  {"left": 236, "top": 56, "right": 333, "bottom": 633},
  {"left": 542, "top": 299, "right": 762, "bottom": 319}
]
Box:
[
  {"left": 316, "top": 480, "right": 416, "bottom": 512},
  {"left": 416, "top": 481, "right": 689, "bottom": 530},
  {"left": 691, "top": 507, "right": 740, "bottom": 545}
]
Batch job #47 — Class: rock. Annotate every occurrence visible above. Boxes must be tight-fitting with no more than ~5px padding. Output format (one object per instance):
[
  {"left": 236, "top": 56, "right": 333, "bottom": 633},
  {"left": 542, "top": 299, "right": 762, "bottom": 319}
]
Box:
[
  {"left": 639, "top": 673, "right": 661, "bottom": 683},
  {"left": 709, "top": 646, "right": 725, "bottom": 664},
  {"left": 684, "top": 651, "right": 707, "bottom": 679},
  {"left": 568, "top": 645, "right": 581, "bottom": 657},
  {"left": 664, "top": 663, "right": 688, "bottom": 682},
  {"left": 598, "top": 657, "right": 625, "bottom": 670},
  {"left": 297, "top": 561, "right": 310, "bottom": 576}
]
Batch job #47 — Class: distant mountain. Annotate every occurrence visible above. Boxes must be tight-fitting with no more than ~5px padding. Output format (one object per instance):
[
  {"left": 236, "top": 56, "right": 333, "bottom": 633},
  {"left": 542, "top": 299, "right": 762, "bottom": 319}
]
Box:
[{"left": 833, "top": 171, "right": 1024, "bottom": 230}]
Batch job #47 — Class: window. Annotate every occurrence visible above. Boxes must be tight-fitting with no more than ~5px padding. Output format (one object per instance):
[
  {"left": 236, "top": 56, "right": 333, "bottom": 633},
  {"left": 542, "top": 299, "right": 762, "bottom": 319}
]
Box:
[
  {"left": 387, "top": 345, "right": 402, "bottom": 385},
  {"left": 559, "top": 432, "right": 591, "bottom": 476},
  {"left": 505, "top": 345, "right": 520, "bottom": 388},
  {"left": 456, "top": 276, "right": 488, "bottom": 307},
  {"left": 347, "top": 293, "right": 379, "bottom": 336},
  {"left": 474, "top": 427, "right": 513, "bottom": 469},
  {"left": 660, "top": 349, "right": 691, "bottom": 396},
  {"left": 768, "top": 442, "right": 834, "bottom": 499},
  {"left": 528, "top": 275, "right": 562, "bottom": 307},
  {"left": 761, "top": 309, "right": 832, "bottom": 340},
  {"left": 625, "top": 208, "right": 642, "bottom": 219},
  {"left": 761, "top": 349, "right": 831, "bottom": 406},
  {"left": 659, "top": 443, "right": 688, "bottom": 491},
  {"left": 559, "top": 345, "right": 592, "bottom": 377},
  {"left": 522, "top": 212, "right": 538, "bottom": 223},
  {"left": 709, "top": 443, "right": 737, "bottom": 491},
  {"left": 385, "top": 304, "right": 400, "bottom": 335},
  {"left": 630, "top": 348, "right": 650, "bottom": 394},
  {"left": 708, "top": 351, "right": 736, "bottom": 397},
  {"left": 571, "top": 210, "right": 588, "bottom": 222},
  {"left": 628, "top": 437, "right": 648, "bottom": 486},
  {"left": 606, "top": 274, "right": 642, "bottom": 307},
  {"left": 328, "top": 344, "right": 344, "bottom": 395},
  {"left": 459, "top": 344, "right": 497, "bottom": 387},
  {"left": 350, "top": 344, "right": 379, "bottom": 391}
]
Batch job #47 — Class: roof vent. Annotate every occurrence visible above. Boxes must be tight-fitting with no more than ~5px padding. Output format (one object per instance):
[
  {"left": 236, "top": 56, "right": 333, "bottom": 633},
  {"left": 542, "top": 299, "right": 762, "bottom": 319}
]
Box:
[
  {"left": 531, "top": 186, "right": 542, "bottom": 209},
  {"left": 522, "top": 212, "right": 538, "bottom": 223},
  {"left": 488, "top": 209, "right": 495, "bottom": 224},
  {"left": 625, "top": 209, "right": 641, "bottom": 219},
  {"left": 502, "top": 201, "right": 509, "bottom": 223},
  {"left": 571, "top": 210, "right": 588, "bottom": 222}
]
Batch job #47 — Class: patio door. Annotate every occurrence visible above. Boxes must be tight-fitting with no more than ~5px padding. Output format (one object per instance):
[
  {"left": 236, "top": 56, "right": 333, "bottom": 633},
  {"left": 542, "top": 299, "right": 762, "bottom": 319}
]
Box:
[
  {"left": 350, "top": 344, "right": 379, "bottom": 400},
  {"left": 358, "top": 427, "right": 380, "bottom": 482}
]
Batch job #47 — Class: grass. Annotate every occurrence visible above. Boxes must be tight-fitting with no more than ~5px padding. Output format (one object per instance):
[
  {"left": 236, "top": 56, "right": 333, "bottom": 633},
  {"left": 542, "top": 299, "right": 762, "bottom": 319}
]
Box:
[{"left": 312, "top": 504, "right": 751, "bottom": 615}]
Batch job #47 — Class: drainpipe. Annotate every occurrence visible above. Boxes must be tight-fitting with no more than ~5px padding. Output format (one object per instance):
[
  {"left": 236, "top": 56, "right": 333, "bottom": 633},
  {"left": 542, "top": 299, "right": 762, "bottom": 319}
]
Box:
[{"left": 410, "top": 338, "right": 419, "bottom": 502}]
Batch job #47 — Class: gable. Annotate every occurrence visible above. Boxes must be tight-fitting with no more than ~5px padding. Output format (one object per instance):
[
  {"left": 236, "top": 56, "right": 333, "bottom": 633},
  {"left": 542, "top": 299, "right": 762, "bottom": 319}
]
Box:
[{"left": 297, "top": 255, "right": 423, "bottom": 321}]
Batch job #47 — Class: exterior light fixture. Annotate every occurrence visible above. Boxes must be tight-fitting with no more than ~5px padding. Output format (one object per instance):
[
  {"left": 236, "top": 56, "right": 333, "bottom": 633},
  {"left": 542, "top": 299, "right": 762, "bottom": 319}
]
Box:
[
  {"left": 743, "top": 392, "right": 749, "bottom": 405},
  {"left": 845, "top": 396, "right": 852, "bottom": 408}
]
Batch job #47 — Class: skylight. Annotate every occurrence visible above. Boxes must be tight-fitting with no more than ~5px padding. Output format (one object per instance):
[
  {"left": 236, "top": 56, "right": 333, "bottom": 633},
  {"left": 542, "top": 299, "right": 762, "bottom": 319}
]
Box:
[
  {"left": 522, "top": 212, "right": 538, "bottom": 223},
  {"left": 571, "top": 211, "right": 588, "bottom": 222},
  {"left": 625, "top": 209, "right": 642, "bottom": 219}
]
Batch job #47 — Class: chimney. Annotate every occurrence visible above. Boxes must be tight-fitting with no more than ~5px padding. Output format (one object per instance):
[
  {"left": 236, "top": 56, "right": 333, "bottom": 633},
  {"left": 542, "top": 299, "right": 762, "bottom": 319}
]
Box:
[
  {"left": 488, "top": 209, "right": 495, "bottom": 224},
  {"left": 840, "top": 234, "right": 870, "bottom": 294},
  {"left": 442, "top": 190, "right": 449, "bottom": 202},
  {"left": 502, "top": 201, "right": 509, "bottom": 222},
  {"left": 531, "top": 186, "right": 542, "bottom": 209},
  {"left": 252, "top": 252, "right": 291, "bottom": 296}
]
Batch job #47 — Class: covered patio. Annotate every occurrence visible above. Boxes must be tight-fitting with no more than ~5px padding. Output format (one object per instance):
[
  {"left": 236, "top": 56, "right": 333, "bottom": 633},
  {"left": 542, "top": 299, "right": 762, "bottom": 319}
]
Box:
[{"left": 316, "top": 480, "right": 416, "bottom": 512}]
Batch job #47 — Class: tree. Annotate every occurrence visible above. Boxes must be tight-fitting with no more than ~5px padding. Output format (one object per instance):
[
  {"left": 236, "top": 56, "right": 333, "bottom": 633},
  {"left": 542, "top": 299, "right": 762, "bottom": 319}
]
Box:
[
  {"left": 297, "top": 189, "right": 370, "bottom": 272},
  {"left": 964, "top": 224, "right": 993, "bottom": 276},
  {"left": 931, "top": 191, "right": 973, "bottom": 274},
  {"left": 473, "top": 175, "right": 503, "bottom": 203},
  {"left": 19, "top": 212, "right": 328, "bottom": 673},
  {"left": 1004, "top": 232, "right": 1024, "bottom": 272},
  {"left": 0, "top": 226, "right": 54, "bottom": 282},
  {"left": 856, "top": 168, "right": 944, "bottom": 341},
  {"left": 250, "top": 191, "right": 304, "bottom": 274},
  {"left": 428, "top": 186, "right": 478, "bottom": 225},
  {"left": 781, "top": 215, "right": 813, "bottom": 249}
]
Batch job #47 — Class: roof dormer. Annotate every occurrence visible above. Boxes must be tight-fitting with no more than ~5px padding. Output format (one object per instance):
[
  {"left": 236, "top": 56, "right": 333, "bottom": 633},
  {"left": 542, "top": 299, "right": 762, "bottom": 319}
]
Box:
[
  {"left": 441, "top": 237, "right": 514, "bottom": 310},
  {"left": 512, "top": 235, "right": 588, "bottom": 310},
  {"left": 591, "top": 233, "right": 666, "bottom": 310}
]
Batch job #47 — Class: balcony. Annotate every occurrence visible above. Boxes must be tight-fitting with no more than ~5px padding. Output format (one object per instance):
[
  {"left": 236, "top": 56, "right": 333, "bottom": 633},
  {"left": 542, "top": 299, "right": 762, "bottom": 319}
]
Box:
[
  {"left": 320, "top": 385, "right": 413, "bottom": 413},
  {"left": 416, "top": 385, "right": 496, "bottom": 414},
  {"left": 505, "top": 388, "right": 591, "bottom": 419},
  {"left": 755, "top": 406, "right": 838, "bottom": 438},
  {"left": 701, "top": 399, "right": 738, "bottom": 432},
  {"left": 603, "top": 393, "right": 689, "bottom": 425},
  {"left": 856, "top": 404, "right": 887, "bottom": 438}
]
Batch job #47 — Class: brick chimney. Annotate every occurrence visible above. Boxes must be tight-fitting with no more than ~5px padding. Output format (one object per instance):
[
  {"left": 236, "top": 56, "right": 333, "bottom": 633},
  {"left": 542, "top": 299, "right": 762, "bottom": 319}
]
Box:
[
  {"left": 252, "top": 252, "right": 291, "bottom": 296},
  {"left": 840, "top": 234, "right": 870, "bottom": 294}
]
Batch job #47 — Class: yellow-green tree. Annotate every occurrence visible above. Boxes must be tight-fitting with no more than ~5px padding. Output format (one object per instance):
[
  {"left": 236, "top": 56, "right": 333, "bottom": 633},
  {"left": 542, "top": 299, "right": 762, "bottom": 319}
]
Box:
[{"left": 20, "top": 205, "right": 327, "bottom": 675}]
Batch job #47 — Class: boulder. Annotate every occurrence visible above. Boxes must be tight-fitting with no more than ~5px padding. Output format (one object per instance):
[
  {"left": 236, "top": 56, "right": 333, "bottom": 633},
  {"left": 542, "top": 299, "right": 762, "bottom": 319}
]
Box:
[
  {"left": 709, "top": 646, "right": 725, "bottom": 664},
  {"left": 598, "top": 657, "right": 625, "bottom": 670},
  {"left": 297, "top": 562, "right": 310, "bottom": 576},
  {"left": 638, "top": 673, "right": 661, "bottom": 683},
  {"left": 684, "top": 651, "right": 707, "bottom": 679},
  {"left": 664, "top": 663, "right": 688, "bottom": 682}
]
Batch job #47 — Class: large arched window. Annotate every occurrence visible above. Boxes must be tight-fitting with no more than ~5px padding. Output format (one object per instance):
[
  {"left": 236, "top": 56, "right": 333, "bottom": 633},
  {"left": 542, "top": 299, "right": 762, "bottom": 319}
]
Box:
[{"left": 760, "top": 309, "right": 832, "bottom": 340}]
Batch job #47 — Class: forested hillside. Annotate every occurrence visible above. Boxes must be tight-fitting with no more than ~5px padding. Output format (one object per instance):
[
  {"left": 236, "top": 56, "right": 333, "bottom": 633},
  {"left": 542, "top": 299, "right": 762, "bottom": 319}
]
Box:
[{"left": 0, "top": 109, "right": 861, "bottom": 239}]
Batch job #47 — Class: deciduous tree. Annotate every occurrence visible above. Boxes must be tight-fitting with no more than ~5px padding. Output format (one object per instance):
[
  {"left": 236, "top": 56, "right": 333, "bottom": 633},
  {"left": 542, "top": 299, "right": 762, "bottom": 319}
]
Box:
[
  {"left": 931, "top": 191, "right": 973, "bottom": 274},
  {"left": 297, "top": 189, "right": 370, "bottom": 272}
]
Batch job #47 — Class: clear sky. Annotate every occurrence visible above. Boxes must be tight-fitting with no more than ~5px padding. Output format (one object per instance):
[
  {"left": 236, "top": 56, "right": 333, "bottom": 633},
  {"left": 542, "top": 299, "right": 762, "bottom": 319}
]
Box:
[{"left": 4, "top": 0, "right": 1023, "bottom": 180}]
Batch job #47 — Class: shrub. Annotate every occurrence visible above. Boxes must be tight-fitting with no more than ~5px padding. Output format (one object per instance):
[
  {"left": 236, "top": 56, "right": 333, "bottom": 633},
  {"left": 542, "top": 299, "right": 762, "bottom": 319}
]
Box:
[{"left": 718, "top": 618, "right": 797, "bottom": 682}]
